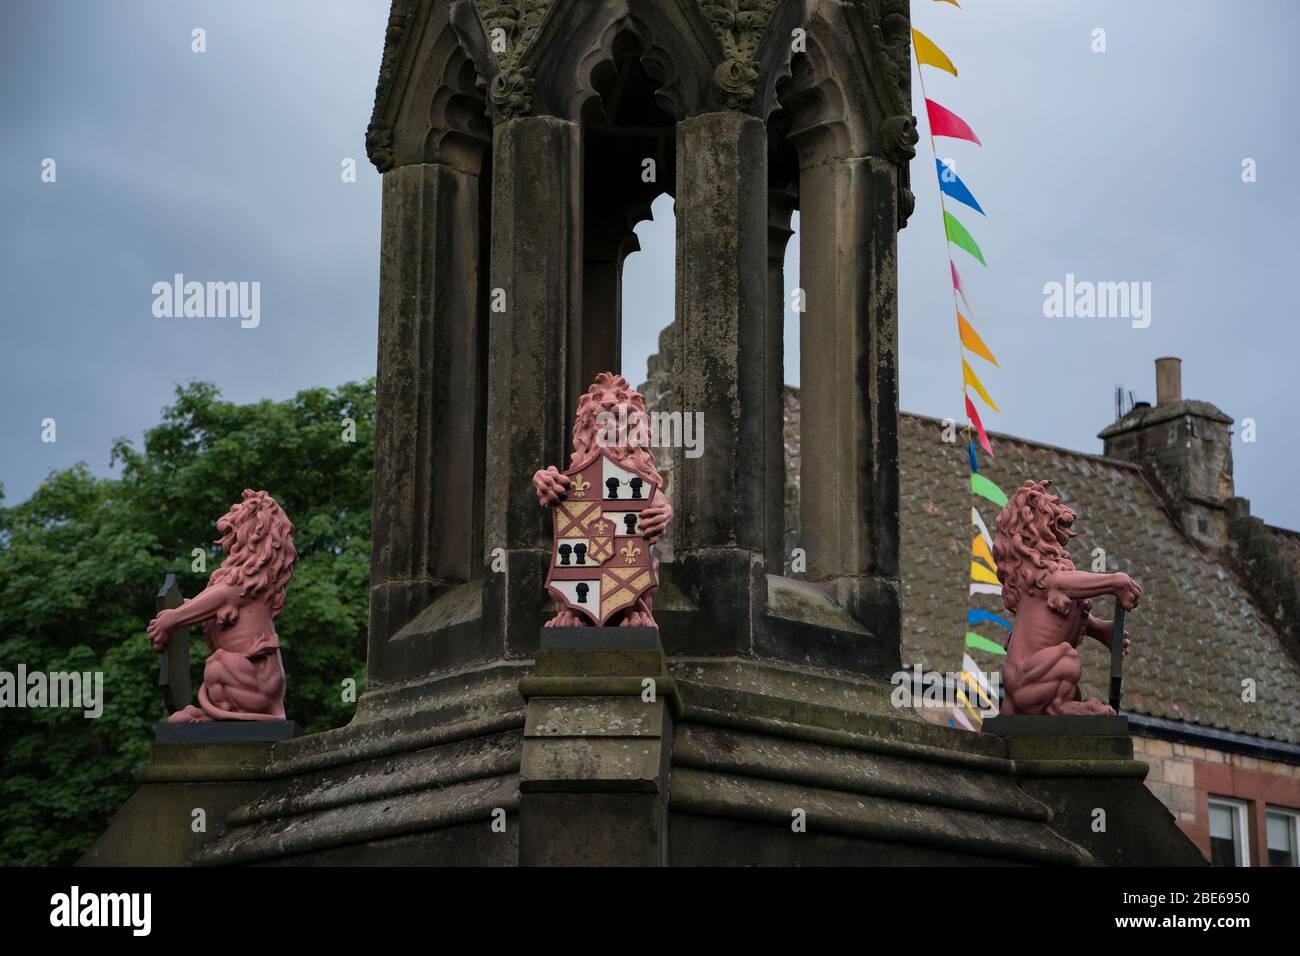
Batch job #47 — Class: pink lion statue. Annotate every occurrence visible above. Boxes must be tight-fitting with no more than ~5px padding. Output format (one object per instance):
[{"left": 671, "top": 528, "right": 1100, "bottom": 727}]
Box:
[
  {"left": 992, "top": 479, "right": 1138, "bottom": 716},
  {"left": 147, "top": 489, "right": 297, "bottom": 722},
  {"left": 533, "top": 373, "right": 672, "bottom": 628}
]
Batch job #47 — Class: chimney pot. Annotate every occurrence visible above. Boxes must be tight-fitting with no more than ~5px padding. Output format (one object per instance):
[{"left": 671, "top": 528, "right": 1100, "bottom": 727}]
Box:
[{"left": 1155, "top": 356, "right": 1182, "bottom": 405}]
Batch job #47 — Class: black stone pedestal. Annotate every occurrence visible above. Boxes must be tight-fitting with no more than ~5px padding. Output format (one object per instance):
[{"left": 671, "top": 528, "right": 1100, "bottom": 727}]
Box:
[
  {"left": 155, "top": 720, "right": 300, "bottom": 744},
  {"left": 981, "top": 714, "right": 1129, "bottom": 737},
  {"left": 538, "top": 625, "right": 661, "bottom": 651}
]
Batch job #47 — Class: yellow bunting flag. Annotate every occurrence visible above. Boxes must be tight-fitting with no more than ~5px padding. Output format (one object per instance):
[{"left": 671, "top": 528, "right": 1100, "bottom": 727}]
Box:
[
  {"left": 972, "top": 534, "right": 997, "bottom": 571},
  {"left": 912, "top": 28, "right": 957, "bottom": 76},
  {"left": 957, "top": 312, "right": 999, "bottom": 366},
  {"left": 970, "top": 561, "right": 1000, "bottom": 585},
  {"left": 962, "top": 358, "right": 1000, "bottom": 413}
]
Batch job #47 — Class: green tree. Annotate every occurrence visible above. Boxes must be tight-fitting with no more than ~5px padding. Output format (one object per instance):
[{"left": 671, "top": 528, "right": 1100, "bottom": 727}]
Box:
[{"left": 0, "top": 380, "right": 374, "bottom": 865}]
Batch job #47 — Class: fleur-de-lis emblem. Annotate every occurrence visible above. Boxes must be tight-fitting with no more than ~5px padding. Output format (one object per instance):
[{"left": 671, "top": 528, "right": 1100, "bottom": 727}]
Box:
[
  {"left": 570, "top": 474, "right": 590, "bottom": 498},
  {"left": 592, "top": 519, "right": 610, "bottom": 535},
  {"left": 620, "top": 542, "right": 642, "bottom": 564}
]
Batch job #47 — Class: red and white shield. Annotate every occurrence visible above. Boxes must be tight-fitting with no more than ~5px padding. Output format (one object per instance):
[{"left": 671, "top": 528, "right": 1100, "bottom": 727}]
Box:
[{"left": 544, "top": 450, "right": 658, "bottom": 625}]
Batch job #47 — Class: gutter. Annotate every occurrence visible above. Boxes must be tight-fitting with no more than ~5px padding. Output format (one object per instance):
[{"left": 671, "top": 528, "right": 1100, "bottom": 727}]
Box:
[{"left": 1125, "top": 712, "right": 1300, "bottom": 765}]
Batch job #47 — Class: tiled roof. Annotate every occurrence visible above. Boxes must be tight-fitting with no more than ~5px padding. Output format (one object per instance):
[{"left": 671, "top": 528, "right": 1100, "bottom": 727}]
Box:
[{"left": 899, "top": 412, "right": 1300, "bottom": 745}]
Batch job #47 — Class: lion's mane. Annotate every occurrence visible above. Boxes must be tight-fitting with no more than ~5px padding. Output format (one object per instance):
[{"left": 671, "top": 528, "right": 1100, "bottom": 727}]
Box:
[
  {"left": 208, "top": 489, "right": 297, "bottom": 618},
  {"left": 570, "top": 372, "right": 664, "bottom": 487},
  {"left": 991, "top": 479, "right": 1076, "bottom": 613}
]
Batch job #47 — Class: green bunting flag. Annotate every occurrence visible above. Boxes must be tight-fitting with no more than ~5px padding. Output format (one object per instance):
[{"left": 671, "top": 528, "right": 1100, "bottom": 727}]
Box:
[
  {"left": 971, "top": 473, "right": 1007, "bottom": 507},
  {"left": 944, "top": 211, "right": 986, "bottom": 266},
  {"left": 965, "top": 631, "right": 1007, "bottom": 656}
]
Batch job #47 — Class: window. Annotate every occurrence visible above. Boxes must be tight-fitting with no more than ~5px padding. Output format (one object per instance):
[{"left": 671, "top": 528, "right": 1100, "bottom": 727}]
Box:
[
  {"left": 1266, "top": 808, "right": 1299, "bottom": 868},
  {"left": 1208, "top": 797, "right": 1250, "bottom": 867}
]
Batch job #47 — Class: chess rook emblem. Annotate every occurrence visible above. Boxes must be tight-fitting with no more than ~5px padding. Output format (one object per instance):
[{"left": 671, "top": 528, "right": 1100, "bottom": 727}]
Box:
[
  {"left": 533, "top": 373, "right": 672, "bottom": 627},
  {"left": 146, "top": 489, "right": 298, "bottom": 722},
  {"left": 992, "top": 480, "right": 1139, "bottom": 716}
]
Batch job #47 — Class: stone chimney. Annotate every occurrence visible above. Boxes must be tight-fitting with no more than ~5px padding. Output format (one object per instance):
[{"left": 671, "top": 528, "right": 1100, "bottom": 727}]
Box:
[{"left": 1099, "top": 358, "right": 1234, "bottom": 550}]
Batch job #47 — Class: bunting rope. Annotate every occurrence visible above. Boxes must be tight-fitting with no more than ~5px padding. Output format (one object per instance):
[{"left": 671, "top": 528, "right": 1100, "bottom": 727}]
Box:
[{"left": 912, "top": 4, "right": 1011, "bottom": 731}]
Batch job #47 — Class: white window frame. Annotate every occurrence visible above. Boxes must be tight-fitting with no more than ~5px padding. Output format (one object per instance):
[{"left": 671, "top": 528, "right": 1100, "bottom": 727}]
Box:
[
  {"left": 1265, "top": 806, "right": 1300, "bottom": 868},
  {"left": 1208, "top": 796, "right": 1251, "bottom": 867}
]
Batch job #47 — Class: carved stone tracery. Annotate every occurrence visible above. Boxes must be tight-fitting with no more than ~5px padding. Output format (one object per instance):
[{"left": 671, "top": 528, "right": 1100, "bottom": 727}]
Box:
[
  {"left": 699, "top": 0, "right": 779, "bottom": 111},
  {"left": 473, "top": 0, "right": 555, "bottom": 119}
]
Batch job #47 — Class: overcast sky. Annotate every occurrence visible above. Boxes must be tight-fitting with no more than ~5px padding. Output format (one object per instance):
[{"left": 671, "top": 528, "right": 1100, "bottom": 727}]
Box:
[{"left": 2, "top": 1, "right": 1297, "bottom": 529}]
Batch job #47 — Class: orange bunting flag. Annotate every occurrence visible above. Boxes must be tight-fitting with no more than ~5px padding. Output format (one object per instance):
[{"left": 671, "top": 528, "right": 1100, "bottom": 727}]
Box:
[
  {"left": 962, "top": 358, "right": 1000, "bottom": 413},
  {"left": 912, "top": 29, "right": 957, "bottom": 76},
  {"left": 972, "top": 534, "right": 997, "bottom": 571},
  {"left": 957, "top": 312, "right": 998, "bottom": 366}
]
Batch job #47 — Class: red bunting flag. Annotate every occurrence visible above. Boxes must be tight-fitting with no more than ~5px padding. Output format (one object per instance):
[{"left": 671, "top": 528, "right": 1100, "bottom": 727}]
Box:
[
  {"left": 925, "top": 98, "right": 982, "bottom": 145},
  {"left": 965, "top": 395, "right": 995, "bottom": 457}
]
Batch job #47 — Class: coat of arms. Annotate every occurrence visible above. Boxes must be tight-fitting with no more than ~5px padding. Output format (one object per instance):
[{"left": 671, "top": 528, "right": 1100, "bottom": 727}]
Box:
[{"left": 533, "top": 373, "right": 672, "bottom": 628}]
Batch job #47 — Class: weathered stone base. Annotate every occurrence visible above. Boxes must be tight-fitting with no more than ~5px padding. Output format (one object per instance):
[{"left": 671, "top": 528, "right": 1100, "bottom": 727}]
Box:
[{"left": 83, "top": 647, "right": 1205, "bottom": 866}]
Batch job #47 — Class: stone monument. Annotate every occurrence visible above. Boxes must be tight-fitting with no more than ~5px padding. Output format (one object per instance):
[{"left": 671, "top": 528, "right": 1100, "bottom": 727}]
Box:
[{"left": 83, "top": 0, "right": 1205, "bottom": 867}]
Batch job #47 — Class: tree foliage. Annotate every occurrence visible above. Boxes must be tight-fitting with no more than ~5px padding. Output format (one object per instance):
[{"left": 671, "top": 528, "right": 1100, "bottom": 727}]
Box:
[{"left": 0, "top": 380, "right": 374, "bottom": 865}]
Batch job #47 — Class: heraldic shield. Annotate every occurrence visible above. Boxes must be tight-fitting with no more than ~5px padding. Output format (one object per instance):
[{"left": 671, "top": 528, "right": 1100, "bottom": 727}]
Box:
[{"left": 544, "top": 449, "right": 659, "bottom": 625}]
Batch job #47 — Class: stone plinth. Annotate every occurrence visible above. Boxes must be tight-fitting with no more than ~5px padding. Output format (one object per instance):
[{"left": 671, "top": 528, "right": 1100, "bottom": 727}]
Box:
[{"left": 518, "top": 628, "right": 677, "bottom": 866}]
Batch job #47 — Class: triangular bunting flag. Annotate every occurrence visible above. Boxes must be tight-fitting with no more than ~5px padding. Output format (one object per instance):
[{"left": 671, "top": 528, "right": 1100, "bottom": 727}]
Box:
[
  {"left": 936, "top": 160, "right": 985, "bottom": 215},
  {"left": 959, "top": 668, "right": 996, "bottom": 711},
  {"left": 951, "top": 262, "right": 975, "bottom": 318},
  {"left": 925, "top": 98, "right": 982, "bottom": 145},
  {"left": 967, "top": 609, "right": 1012, "bottom": 631},
  {"left": 971, "top": 507, "right": 994, "bottom": 551},
  {"left": 945, "top": 211, "right": 986, "bottom": 266},
  {"left": 971, "top": 473, "right": 1008, "bottom": 507},
  {"left": 970, "top": 561, "right": 1000, "bottom": 585},
  {"left": 913, "top": 29, "right": 957, "bottom": 76},
  {"left": 962, "top": 358, "right": 1000, "bottom": 412},
  {"left": 965, "top": 631, "right": 1007, "bottom": 656},
  {"left": 958, "top": 312, "right": 998, "bottom": 365},
  {"left": 972, "top": 534, "right": 997, "bottom": 570},
  {"left": 965, "top": 395, "right": 995, "bottom": 457},
  {"left": 962, "top": 655, "right": 998, "bottom": 707}
]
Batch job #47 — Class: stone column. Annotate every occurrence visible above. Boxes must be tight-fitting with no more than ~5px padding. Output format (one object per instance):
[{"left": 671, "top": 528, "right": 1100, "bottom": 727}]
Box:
[
  {"left": 483, "top": 116, "right": 583, "bottom": 656},
  {"left": 369, "top": 161, "right": 486, "bottom": 683},
  {"left": 765, "top": 185, "right": 797, "bottom": 573},
  {"left": 798, "top": 155, "right": 901, "bottom": 656},
  {"left": 671, "top": 111, "right": 769, "bottom": 652}
]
